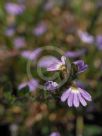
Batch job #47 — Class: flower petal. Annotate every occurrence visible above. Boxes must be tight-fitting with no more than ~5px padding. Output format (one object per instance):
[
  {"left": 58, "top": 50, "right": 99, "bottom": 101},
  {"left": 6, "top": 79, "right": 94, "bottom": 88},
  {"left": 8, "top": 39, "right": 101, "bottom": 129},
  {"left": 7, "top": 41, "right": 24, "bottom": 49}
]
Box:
[
  {"left": 18, "top": 82, "right": 27, "bottom": 90},
  {"left": 78, "top": 93, "right": 87, "bottom": 106},
  {"left": 61, "top": 89, "right": 71, "bottom": 102},
  {"left": 47, "top": 63, "right": 61, "bottom": 71},
  {"left": 38, "top": 56, "right": 60, "bottom": 68},
  {"left": 73, "top": 93, "right": 79, "bottom": 107},
  {"left": 28, "top": 79, "right": 39, "bottom": 91},
  {"left": 79, "top": 88, "right": 92, "bottom": 101},
  {"left": 67, "top": 92, "right": 74, "bottom": 107}
]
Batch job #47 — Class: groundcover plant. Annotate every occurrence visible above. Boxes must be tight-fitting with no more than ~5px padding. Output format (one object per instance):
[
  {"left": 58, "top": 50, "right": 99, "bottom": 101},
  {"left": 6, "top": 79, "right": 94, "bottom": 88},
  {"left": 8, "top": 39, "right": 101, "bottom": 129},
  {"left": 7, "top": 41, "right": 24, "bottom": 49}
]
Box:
[{"left": 0, "top": 0, "right": 102, "bottom": 136}]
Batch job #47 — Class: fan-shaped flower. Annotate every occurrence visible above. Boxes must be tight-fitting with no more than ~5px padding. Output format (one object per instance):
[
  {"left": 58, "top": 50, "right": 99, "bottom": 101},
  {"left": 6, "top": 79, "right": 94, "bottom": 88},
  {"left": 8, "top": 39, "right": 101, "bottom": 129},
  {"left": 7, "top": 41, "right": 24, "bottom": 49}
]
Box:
[
  {"left": 61, "top": 86, "right": 92, "bottom": 107},
  {"left": 38, "top": 56, "right": 60, "bottom": 68},
  {"left": 47, "top": 56, "right": 66, "bottom": 71}
]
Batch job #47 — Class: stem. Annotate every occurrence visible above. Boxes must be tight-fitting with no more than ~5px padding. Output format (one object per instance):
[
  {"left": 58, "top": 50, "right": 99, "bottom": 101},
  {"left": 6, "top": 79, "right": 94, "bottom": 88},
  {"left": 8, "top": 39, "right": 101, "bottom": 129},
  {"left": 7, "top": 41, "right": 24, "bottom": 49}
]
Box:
[{"left": 76, "top": 115, "right": 84, "bottom": 136}]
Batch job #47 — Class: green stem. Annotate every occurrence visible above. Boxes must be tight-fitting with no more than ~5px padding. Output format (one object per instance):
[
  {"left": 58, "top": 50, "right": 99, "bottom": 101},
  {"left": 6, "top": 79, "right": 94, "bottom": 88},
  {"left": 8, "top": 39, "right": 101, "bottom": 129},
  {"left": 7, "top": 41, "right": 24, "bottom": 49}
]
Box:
[{"left": 76, "top": 115, "right": 84, "bottom": 136}]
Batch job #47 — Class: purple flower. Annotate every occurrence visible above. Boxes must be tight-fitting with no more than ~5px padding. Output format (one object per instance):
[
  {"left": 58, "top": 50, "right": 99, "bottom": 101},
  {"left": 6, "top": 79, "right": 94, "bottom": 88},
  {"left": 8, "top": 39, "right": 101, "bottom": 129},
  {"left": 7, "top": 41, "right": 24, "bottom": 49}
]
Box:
[
  {"left": 18, "top": 79, "right": 39, "bottom": 91},
  {"left": 13, "top": 37, "right": 26, "bottom": 49},
  {"left": 65, "top": 49, "right": 86, "bottom": 58},
  {"left": 38, "top": 56, "right": 60, "bottom": 68},
  {"left": 50, "top": 132, "right": 61, "bottom": 136},
  {"left": 77, "top": 30, "right": 94, "bottom": 44},
  {"left": 61, "top": 86, "right": 92, "bottom": 107},
  {"left": 21, "top": 48, "right": 42, "bottom": 60},
  {"left": 5, "top": 3, "right": 25, "bottom": 15},
  {"left": 73, "top": 60, "right": 88, "bottom": 73},
  {"left": 33, "top": 22, "right": 47, "bottom": 36},
  {"left": 47, "top": 56, "right": 66, "bottom": 71},
  {"left": 96, "top": 35, "right": 102, "bottom": 50},
  {"left": 45, "top": 81, "right": 58, "bottom": 91}
]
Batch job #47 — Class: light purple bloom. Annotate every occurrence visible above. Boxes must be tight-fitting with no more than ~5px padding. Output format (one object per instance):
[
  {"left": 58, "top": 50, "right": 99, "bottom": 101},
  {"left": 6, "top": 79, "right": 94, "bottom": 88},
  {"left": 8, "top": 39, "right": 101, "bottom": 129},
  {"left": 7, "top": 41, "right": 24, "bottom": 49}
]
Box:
[
  {"left": 77, "top": 30, "right": 94, "bottom": 44},
  {"left": 5, "top": 3, "right": 25, "bottom": 15},
  {"left": 21, "top": 48, "right": 42, "bottom": 60},
  {"left": 73, "top": 60, "right": 88, "bottom": 73},
  {"left": 38, "top": 56, "right": 60, "bottom": 68},
  {"left": 65, "top": 49, "right": 86, "bottom": 58},
  {"left": 96, "top": 35, "right": 102, "bottom": 50},
  {"left": 45, "top": 81, "right": 58, "bottom": 91},
  {"left": 50, "top": 132, "right": 61, "bottom": 136},
  {"left": 47, "top": 56, "right": 66, "bottom": 71},
  {"left": 61, "top": 86, "right": 92, "bottom": 107},
  {"left": 13, "top": 37, "right": 26, "bottom": 49},
  {"left": 18, "top": 79, "right": 39, "bottom": 91},
  {"left": 33, "top": 22, "right": 47, "bottom": 36}
]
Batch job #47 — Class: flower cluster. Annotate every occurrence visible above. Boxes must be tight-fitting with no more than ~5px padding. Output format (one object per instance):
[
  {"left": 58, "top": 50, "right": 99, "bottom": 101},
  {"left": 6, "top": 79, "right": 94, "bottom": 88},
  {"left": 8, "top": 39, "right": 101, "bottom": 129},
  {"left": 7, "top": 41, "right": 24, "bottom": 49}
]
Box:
[{"left": 44, "top": 56, "right": 92, "bottom": 108}]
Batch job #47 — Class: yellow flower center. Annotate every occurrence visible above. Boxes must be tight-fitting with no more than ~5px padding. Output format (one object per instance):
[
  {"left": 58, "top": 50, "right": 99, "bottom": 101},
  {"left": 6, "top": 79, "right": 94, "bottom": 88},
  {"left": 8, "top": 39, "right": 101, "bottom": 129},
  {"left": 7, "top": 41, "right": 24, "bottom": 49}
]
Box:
[
  {"left": 59, "top": 64, "right": 66, "bottom": 71},
  {"left": 71, "top": 87, "right": 79, "bottom": 93}
]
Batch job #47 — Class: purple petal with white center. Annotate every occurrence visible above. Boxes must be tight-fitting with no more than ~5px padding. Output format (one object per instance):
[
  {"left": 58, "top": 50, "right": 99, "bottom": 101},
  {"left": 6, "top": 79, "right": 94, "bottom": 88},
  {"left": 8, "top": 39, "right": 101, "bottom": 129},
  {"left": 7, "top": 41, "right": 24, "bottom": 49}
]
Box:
[
  {"left": 78, "top": 93, "right": 87, "bottom": 106},
  {"left": 73, "top": 93, "right": 79, "bottom": 107},
  {"left": 79, "top": 88, "right": 92, "bottom": 101},
  {"left": 67, "top": 92, "right": 74, "bottom": 107},
  {"left": 61, "top": 89, "right": 71, "bottom": 102},
  {"left": 38, "top": 56, "right": 60, "bottom": 68}
]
